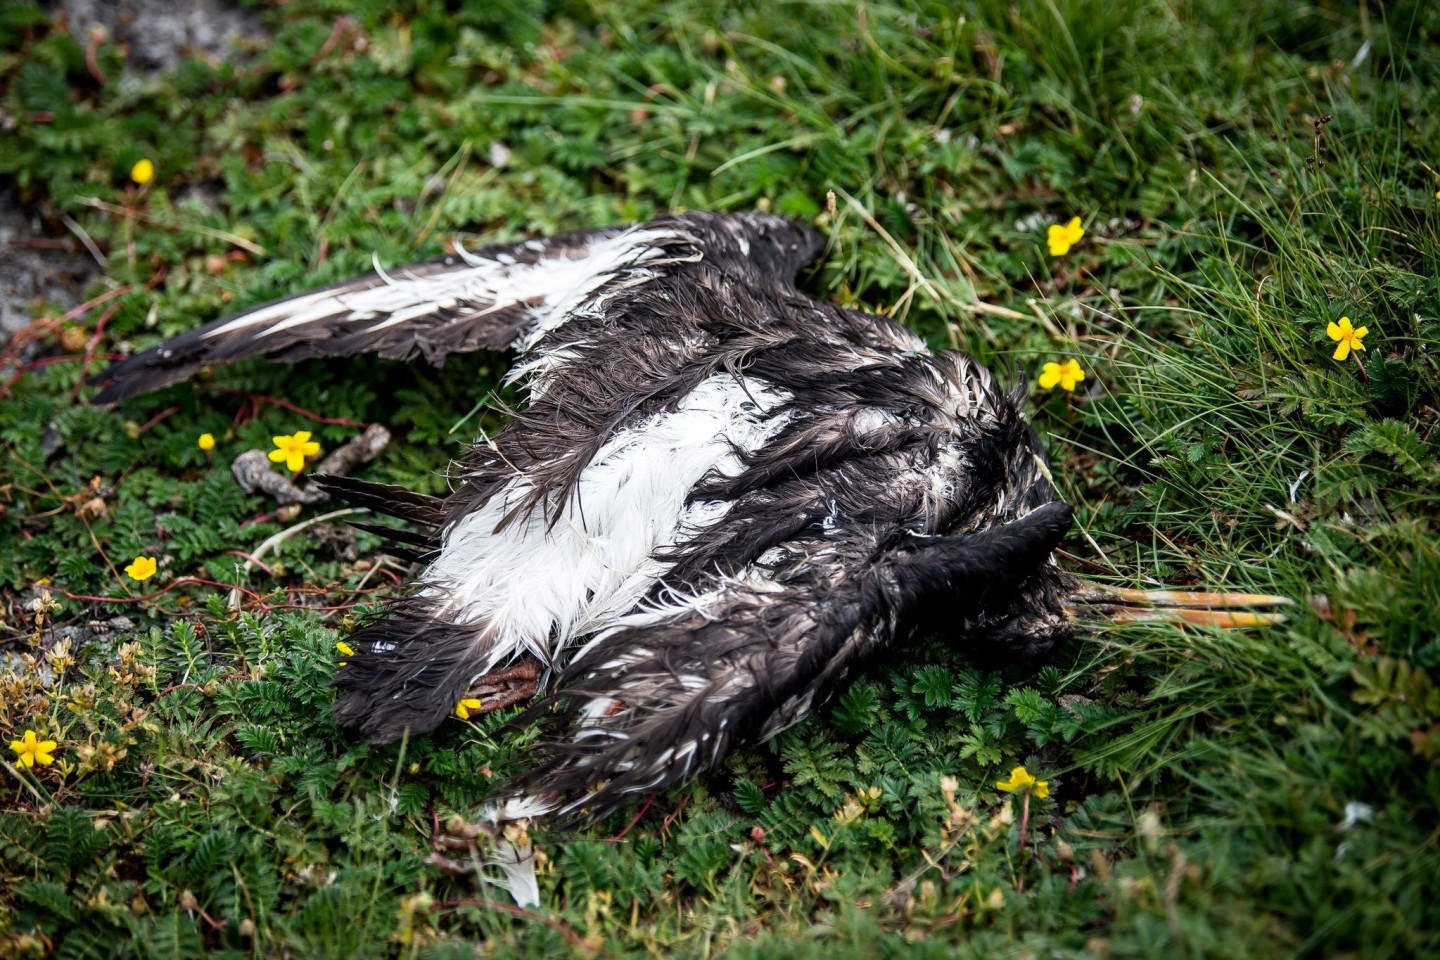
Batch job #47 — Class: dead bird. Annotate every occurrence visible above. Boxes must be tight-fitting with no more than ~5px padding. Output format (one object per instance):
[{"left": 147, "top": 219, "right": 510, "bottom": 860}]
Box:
[{"left": 91, "top": 211, "right": 1287, "bottom": 903}]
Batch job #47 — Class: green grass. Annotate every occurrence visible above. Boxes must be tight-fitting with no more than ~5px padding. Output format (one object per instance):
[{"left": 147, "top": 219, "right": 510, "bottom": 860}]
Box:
[{"left": 2, "top": 0, "right": 1438, "bottom": 956}]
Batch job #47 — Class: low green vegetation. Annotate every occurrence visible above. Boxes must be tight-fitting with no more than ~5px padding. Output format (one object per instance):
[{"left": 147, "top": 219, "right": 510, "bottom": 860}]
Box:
[{"left": 1, "top": 0, "right": 1437, "bottom": 956}]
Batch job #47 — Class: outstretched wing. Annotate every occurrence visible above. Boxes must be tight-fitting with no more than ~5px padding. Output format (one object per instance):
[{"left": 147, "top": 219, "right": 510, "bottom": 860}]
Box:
[{"left": 88, "top": 224, "right": 679, "bottom": 402}]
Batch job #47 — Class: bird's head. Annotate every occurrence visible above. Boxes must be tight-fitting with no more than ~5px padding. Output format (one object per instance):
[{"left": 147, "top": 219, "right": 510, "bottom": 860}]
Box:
[
  {"left": 929, "top": 566, "right": 1293, "bottom": 668},
  {"left": 901, "top": 501, "right": 1291, "bottom": 663}
]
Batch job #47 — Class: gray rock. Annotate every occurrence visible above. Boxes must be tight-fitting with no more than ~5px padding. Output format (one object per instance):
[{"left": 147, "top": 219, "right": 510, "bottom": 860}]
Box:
[{"left": 56, "top": 0, "right": 266, "bottom": 72}]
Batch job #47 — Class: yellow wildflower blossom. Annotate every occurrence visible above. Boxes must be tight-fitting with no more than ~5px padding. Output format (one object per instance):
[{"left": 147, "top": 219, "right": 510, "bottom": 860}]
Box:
[
  {"left": 454, "top": 698, "right": 484, "bottom": 720},
  {"left": 1326, "top": 316, "right": 1368, "bottom": 361},
  {"left": 269, "top": 431, "right": 322, "bottom": 472},
  {"left": 130, "top": 159, "right": 155, "bottom": 185},
  {"left": 197, "top": 433, "right": 216, "bottom": 451},
  {"left": 124, "top": 556, "right": 158, "bottom": 581},
  {"left": 9, "top": 730, "right": 58, "bottom": 769},
  {"left": 1047, "top": 216, "right": 1085, "bottom": 256},
  {"left": 995, "top": 765, "right": 1050, "bottom": 799},
  {"left": 336, "top": 640, "right": 355, "bottom": 666},
  {"left": 1038, "top": 358, "right": 1086, "bottom": 392}
]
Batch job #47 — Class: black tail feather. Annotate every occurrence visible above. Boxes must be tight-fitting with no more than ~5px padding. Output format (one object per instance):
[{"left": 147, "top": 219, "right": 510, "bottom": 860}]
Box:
[{"left": 312, "top": 474, "right": 445, "bottom": 527}]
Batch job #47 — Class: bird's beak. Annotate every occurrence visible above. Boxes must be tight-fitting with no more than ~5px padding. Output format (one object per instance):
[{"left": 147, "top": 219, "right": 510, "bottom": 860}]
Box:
[{"left": 1065, "top": 581, "right": 1292, "bottom": 629}]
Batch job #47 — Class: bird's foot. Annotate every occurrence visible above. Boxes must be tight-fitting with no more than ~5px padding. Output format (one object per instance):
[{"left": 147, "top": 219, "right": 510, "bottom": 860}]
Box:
[{"left": 461, "top": 657, "right": 543, "bottom": 715}]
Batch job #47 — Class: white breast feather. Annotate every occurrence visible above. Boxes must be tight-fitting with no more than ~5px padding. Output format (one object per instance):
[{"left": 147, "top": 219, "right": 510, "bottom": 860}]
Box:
[{"left": 420, "top": 373, "right": 792, "bottom": 673}]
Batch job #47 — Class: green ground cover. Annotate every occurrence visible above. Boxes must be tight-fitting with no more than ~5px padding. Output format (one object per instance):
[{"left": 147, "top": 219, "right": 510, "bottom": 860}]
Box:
[{"left": 1, "top": 0, "right": 1438, "bottom": 955}]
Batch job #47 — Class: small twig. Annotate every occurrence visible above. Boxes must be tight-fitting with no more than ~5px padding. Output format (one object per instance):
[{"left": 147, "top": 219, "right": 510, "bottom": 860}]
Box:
[
  {"left": 60, "top": 212, "right": 107, "bottom": 268},
  {"left": 227, "top": 507, "right": 369, "bottom": 610},
  {"left": 231, "top": 424, "right": 390, "bottom": 505},
  {"left": 84, "top": 27, "right": 107, "bottom": 86},
  {"left": 313, "top": 423, "right": 391, "bottom": 474},
  {"left": 339, "top": 556, "right": 402, "bottom": 602},
  {"left": 1, "top": 758, "right": 49, "bottom": 805},
  {"left": 312, "top": 15, "right": 355, "bottom": 63},
  {"left": 78, "top": 197, "right": 268, "bottom": 257},
  {"left": 194, "top": 906, "right": 228, "bottom": 932},
  {"left": 232, "top": 450, "right": 320, "bottom": 505}
]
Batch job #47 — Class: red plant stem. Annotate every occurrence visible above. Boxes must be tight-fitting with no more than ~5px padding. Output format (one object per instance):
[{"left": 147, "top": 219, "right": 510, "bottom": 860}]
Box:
[
  {"left": 313, "top": 15, "right": 354, "bottom": 62},
  {"left": 225, "top": 550, "right": 275, "bottom": 576},
  {"left": 0, "top": 317, "right": 62, "bottom": 366},
  {"left": 256, "top": 602, "right": 360, "bottom": 613},
  {"left": 9, "top": 598, "right": 32, "bottom": 632},
  {"left": 59, "top": 285, "right": 134, "bottom": 325},
  {"left": 134, "top": 405, "right": 180, "bottom": 436},
  {"left": 609, "top": 791, "right": 660, "bottom": 842},
  {"left": 431, "top": 898, "right": 584, "bottom": 948},
  {"left": 215, "top": 389, "right": 367, "bottom": 427},
  {"left": 0, "top": 353, "right": 126, "bottom": 399},
  {"left": 85, "top": 28, "right": 107, "bottom": 85},
  {"left": 661, "top": 794, "right": 691, "bottom": 831},
  {"left": 70, "top": 302, "right": 122, "bottom": 402},
  {"left": 59, "top": 577, "right": 264, "bottom": 605},
  {"left": 60, "top": 579, "right": 368, "bottom": 618}
]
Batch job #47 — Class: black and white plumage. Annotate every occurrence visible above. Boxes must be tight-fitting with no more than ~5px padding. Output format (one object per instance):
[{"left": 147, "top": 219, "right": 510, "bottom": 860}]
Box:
[{"left": 92, "top": 211, "right": 1284, "bottom": 903}]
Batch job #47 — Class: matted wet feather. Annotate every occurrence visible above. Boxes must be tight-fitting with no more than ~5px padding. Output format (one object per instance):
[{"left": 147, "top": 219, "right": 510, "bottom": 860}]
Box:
[{"left": 92, "top": 211, "right": 1086, "bottom": 901}]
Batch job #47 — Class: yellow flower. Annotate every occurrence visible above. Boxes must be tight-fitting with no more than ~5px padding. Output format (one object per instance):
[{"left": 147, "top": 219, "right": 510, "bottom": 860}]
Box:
[
  {"left": 1046, "top": 216, "right": 1085, "bottom": 256},
  {"left": 454, "top": 697, "right": 484, "bottom": 720},
  {"left": 995, "top": 765, "right": 1050, "bottom": 799},
  {"left": 336, "top": 640, "right": 355, "bottom": 666},
  {"left": 1326, "top": 315, "right": 1368, "bottom": 361},
  {"left": 130, "top": 158, "right": 155, "bottom": 186},
  {"left": 197, "top": 433, "right": 216, "bottom": 451},
  {"left": 124, "top": 556, "right": 158, "bottom": 581},
  {"left": 269, "top": 431, "right": 321, "bottom": 472},
  {"left": 1038, "top": 358, "right": 1086, "bottom": 392},
  {"left": 9, "top": 730, "right": 58, "bottom": 769}
]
